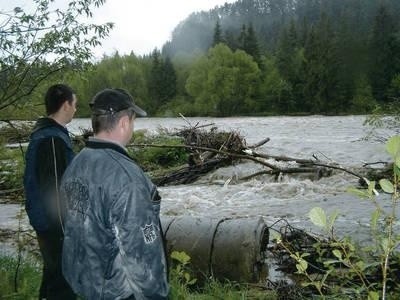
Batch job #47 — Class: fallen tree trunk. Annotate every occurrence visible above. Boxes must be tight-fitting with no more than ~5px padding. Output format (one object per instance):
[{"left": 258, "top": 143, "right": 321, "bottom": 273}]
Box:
[{"left": 130, "top": 141, "right": 364, "bottom": 186}]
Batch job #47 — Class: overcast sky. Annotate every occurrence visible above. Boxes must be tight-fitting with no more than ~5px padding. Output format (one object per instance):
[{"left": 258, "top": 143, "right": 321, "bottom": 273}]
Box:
[
  {"left": 2, "top": 0, "right": 236, "bottom": 57},
  {"left": 90, "top": 0, "right": 236, "bottom": 57}
]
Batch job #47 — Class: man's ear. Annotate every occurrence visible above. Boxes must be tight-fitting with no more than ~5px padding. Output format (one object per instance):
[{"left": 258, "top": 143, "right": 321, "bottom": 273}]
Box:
[
  {"left": 120, "top": 114, "right": 130, "bottom": 131},
  {"left": 61, "top": 100, "right": 70, "bottom": 111}
]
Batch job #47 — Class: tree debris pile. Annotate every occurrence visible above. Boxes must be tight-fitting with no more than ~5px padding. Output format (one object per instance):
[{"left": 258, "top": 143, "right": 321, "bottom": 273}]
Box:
[
  {"left": 174, "top": 125, "right": 246, "bottom": 154},
  {"left": 131, "top": 121, "right": 372, "bottom": 186},
  {"left": 0, "top": 119, "right": 388, "bottom": 189},
  {"left": 267, "top": 220, "right": 400, "bottom": 298},
  {"left": 268, "top": 220, "right": 331, "bottom": 274},
  {"left": 137, "top": 124, "right": 246, "bottom": 186}
]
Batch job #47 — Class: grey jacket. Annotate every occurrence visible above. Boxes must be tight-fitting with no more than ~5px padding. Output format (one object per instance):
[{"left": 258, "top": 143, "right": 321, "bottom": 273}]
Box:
[{"left": 60, "top": 139, "right": 169, "bottom": 300}]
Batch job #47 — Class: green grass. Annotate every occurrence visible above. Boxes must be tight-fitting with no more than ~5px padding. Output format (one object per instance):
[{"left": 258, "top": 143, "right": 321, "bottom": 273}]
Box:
[
  {"left": 0, "top": 255, "right": 41, "bottom": 299},
  {"left": 170, "top": 278, "right": 277, "bottom": 299},
  {"left": 0, "top": 255, "right": 277, "bottom": 299}
]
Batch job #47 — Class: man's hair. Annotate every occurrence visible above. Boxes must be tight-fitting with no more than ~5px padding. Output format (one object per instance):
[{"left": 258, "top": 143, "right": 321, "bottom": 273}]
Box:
[
  {"left": 45, "top": 84, "right": 75, "bottom": 115},
  {"left": 92, "top": 109, "right": 135, "bottom": 134}
]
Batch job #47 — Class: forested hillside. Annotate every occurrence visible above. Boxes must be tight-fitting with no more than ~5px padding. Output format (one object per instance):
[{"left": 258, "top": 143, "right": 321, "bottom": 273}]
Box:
[
  {"left": 4, "top": 0, "right": 400, "bottom": 118},
  {"left": 163, "top": 0, "right": 400, "bottom": 56}
]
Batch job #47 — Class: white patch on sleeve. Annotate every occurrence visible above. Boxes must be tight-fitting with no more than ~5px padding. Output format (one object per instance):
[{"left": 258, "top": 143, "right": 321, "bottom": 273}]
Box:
[{"left": 141, "top": 223, "right": 157, "bottom": 244}]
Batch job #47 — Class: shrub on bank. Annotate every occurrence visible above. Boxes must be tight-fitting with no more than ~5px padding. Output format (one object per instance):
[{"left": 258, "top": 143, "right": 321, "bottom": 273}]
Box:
[{"left": 129, "top": 131, "right": 188, "bottom": 173}]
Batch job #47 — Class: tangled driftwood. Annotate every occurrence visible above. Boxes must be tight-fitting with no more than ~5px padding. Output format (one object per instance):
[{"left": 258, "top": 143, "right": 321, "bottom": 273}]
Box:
[
  {"left": 129, "top": 120, "right": 367, "bottom": 186},
  {"left": 267, "top": 219, "right": 400, "bottom": 298},
  {"left": 0, "top": 118, "right": 388, "bottom": 189}
]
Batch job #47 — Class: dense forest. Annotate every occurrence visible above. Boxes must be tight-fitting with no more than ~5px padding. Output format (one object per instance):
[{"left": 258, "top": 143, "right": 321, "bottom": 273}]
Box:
[{"left": 5, "top": 0, "right": 400, "bottom": 118}]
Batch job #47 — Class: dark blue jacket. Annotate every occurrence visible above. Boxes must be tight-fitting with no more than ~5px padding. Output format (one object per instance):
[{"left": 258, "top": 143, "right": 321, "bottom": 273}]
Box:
[
  {"left": 24, "top": 118, "right": 74, "bottom": 233},
  {"left": 61, "top": 139, "right": 169, "bottom": 300}
]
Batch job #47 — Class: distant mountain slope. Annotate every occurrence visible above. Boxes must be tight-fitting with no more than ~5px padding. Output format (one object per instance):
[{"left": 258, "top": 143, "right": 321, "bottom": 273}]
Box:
[{"left": 162, "top": 0, "right": 399, "bottom": 58}]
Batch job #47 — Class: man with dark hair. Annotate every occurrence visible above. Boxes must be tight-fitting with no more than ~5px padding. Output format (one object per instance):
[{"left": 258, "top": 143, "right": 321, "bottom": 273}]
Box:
[
  {"left": 24, "top": 84, "right": 77, "bottom": 300},
  {"left": 60, "top": 88, "right": 169, "bottom": 299}
]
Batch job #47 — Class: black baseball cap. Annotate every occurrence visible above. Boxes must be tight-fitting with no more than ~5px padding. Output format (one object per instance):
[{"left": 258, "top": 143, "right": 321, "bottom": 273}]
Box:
[{"left": 89, "top": 88, "right": 147, "bottom": 117}]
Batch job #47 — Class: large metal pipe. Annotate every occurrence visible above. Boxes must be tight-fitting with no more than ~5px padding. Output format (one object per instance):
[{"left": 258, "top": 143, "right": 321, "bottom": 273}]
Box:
[{"left": 161, "top": 216, "right": 269, "bottom": 283}]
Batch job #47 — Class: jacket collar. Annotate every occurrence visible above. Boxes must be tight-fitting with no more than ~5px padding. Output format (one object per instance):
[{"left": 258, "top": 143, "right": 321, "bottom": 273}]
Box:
[
  {"left": 32, "top": 117, "right": 68, "bottom": 135},
  {"left": 85, "top": 138, "right": 131, "bottom": 159}
]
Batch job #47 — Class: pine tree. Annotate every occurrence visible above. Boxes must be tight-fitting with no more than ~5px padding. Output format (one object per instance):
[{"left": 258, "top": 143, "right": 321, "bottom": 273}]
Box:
[
  {"left": 238, "top": 24, "right": 247, "bottom": 50},
  {"left": 224, "top": 28, "right": 239, "bottom": 50},
  {"left": 161, "top": 56, "right": 177, "bottom": 102},
  {"left": 276, "top": 20, "right": 298, "bottom": 83},
  {"left": 302, "top": 14, "right": 339, "bottom": 113},
  {"left": 212, "top": 20, "right": 224, "bottom": 46},
  {"left": 275, "top": 20, "right": 299, "bottom": 112},
  {"left": 244, "top": 23, "right": 261, "bottom": 65},
  {"left": 369, "top": 4, "right": 400, "bottom": 102},
  {"left": 148, "top": 49, "right": 164, "bottom": 112}
]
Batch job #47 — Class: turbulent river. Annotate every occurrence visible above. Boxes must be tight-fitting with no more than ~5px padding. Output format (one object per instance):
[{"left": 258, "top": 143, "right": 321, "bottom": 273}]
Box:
[
  {"left": 73, "top": 115, "right": 396, "bottom": 239},
  {"left": 0, "top": 115, "right": 398, "bottom": 253}
]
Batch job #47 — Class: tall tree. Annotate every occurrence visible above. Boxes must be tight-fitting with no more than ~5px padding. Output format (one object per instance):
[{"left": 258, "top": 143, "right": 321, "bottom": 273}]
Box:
[
  {"left": 212, "top": 20, "right": 224, "bottom": 46},
  {"left": 244, "top": 23, "right": 261, "bottom": 65},
  {"left": 369, "top": 4, "right": 400, "bottom": 102},
  {"left": 186, "top": 44, "right": 260, "bottom": 116},
  {"left": 224, "top": 28, "right": 239, "bottom": 50},
  {"left": 148, "top": 49, "right": 164, "bottom": 112},
  {"left": 161, "top": 56, "right": 177, "bottom": 103},
  {"left": 147, "top": 50, "right": 178, "bottom": 113},
  {"left": 259, "top": 55, "right": 294, "bottom": 113},
  {"left": 238, "top": 24, "right": 247, "bottom": 50},
  {"left": 275, "top": 20, "right": 301, "bottom": 112},
  {"left": 276, "top": 20, "right": 298, "bottom": 83},
  {"left": 301, "top": 14, "right": 339, "bottom": 113}
]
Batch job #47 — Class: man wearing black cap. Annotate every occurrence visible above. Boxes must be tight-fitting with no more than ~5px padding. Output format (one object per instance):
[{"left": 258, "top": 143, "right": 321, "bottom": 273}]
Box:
[{"left": 60, "top": 88, "right": 169, "bottom": 299}]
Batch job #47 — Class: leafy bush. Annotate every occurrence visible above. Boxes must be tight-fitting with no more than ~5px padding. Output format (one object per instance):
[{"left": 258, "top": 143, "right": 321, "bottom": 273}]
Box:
[
  {"left": 129, "top": 133, "right": 188, "bottom": 171},
  {"left": 274, "top": 136, "right": 400, "bottom": 299}
]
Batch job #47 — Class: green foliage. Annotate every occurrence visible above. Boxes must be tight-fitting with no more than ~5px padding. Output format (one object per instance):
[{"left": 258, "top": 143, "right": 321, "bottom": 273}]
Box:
[
  {"left": 387, "top": 74, "right": 400, "bottom": 99},
  {"left": 169, "top": 251, "right": 197, "bottom": 299},
  {"left": 259, "top": 55, "right": 295, "bottom": 113},
  {"left": 68, "top": 53, "right": 149, "bottom": 117},
  {"left": 212, "top": 21, "right": 224, "bottom": 46},
  {"left": 369, "top": 5, "right": 400, "bottom": 102},
  {"left": 169, "top": 251, "right": 277, "bottom": 299},
  {"left": 302, "top": 14, "right": 341, "bottom": 113},
  {"left": 284, "top": 135, "right": 400, "bottom": 299},
  {"left": 0, "top": 252, "right": 276, "bottom": 300},
  {"left": 0, "top": 0, "right": 113, "bottom": 112},
  {"left": 196, "top": 279, "right": 276, "bottom": 300},
  {"left": 146, "top": 50, "right": 178, "bottom": 115},
  {"left": 242, "top": 23, "right": 261, "bottom": 66},
  {"left": 0, "top": 252, "right": 275, "bottom": 299},
  {"left": 157, "top": 96, "right": 197, "bottom": 117},
  {"left": 364, "top": 99, "right": 400, "bottom": 139},
  {"left": 309, "top": 207, "right": 338, "bottom": 236},
  {"left": 186, "top": 44, "right": 260, "bottom": 116},
  {"left": 0, "top": 255, "right": 41, "bottom": 299},
  {"left": 386, "top": 136, "right": 400, "bottom": 159},
  {"left": 0, "top": 145, "right": 24, "bottom": 193},
  {"left": 170, "top": 251, "right": 197, "bottom": 286},
  {"left": 129, "top": 133, "right": 187, "bottom": 172},
  {"left": 351, "top": 76, "right": 377, "bottom": 113},
  {"left": 7, "top": 0, "right": 400, "bottom": 118}
]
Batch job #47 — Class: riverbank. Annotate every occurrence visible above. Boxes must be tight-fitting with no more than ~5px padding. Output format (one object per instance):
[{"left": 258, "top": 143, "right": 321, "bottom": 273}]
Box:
[{"left": 1, "top": 116, "right": 399, "bottom": 298}]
